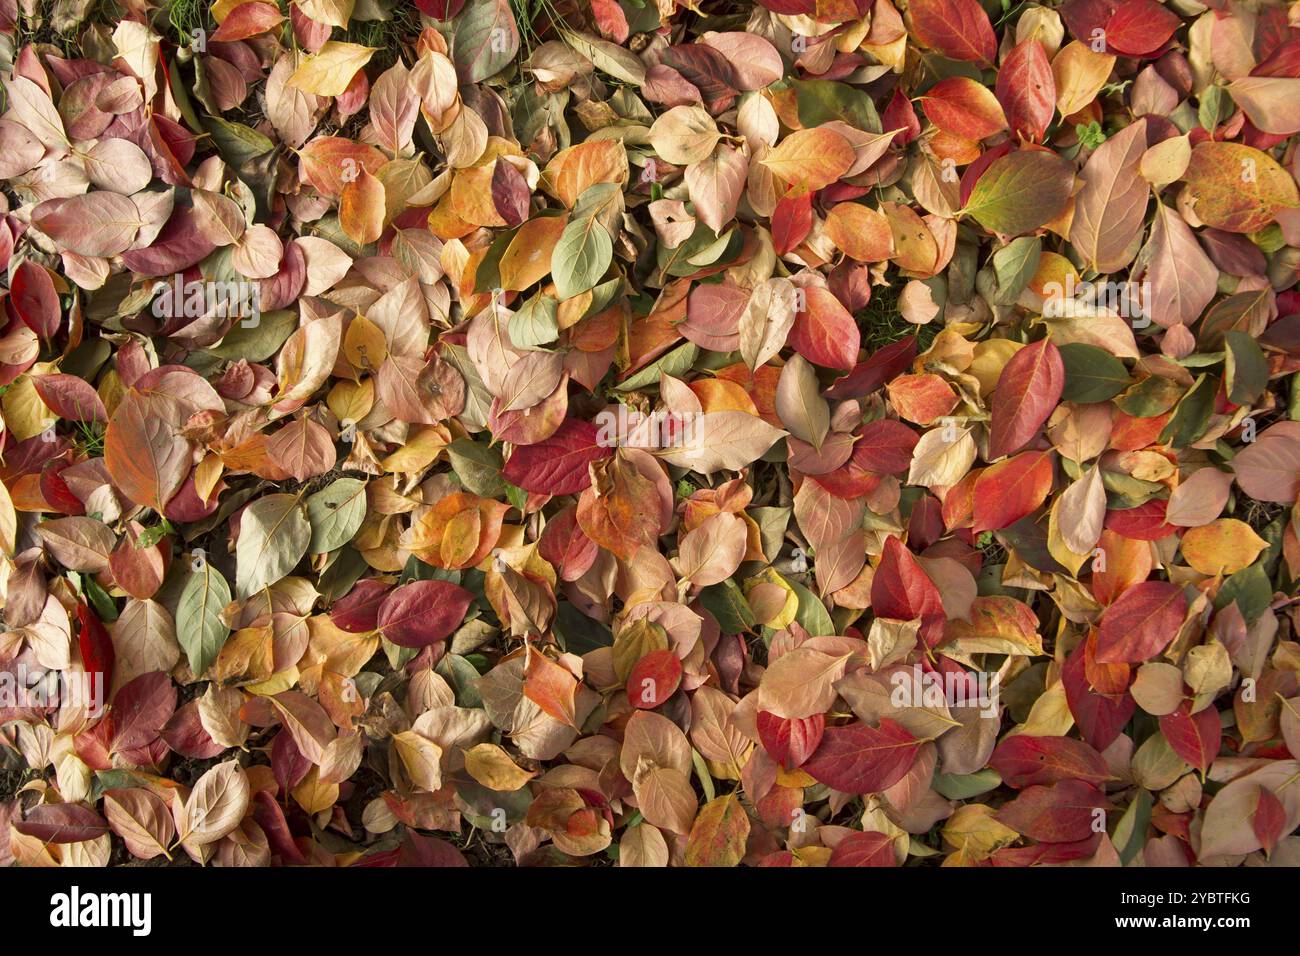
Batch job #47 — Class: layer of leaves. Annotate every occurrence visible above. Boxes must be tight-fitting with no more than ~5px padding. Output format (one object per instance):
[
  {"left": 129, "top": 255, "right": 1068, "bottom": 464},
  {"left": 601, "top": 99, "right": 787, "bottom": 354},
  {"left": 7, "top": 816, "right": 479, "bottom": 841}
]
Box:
[{"left": 2, "top": 0, "right": 1300, "bottom": 871}]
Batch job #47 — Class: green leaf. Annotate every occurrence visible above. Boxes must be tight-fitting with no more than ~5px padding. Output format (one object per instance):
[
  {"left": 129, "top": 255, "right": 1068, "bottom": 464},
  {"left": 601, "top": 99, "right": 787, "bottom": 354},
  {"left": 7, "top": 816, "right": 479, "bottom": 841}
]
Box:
[
  {"left": 554, "top": 602, "right": 613, "bottom": 654},
  {"left": 787, "top": 78, "right": 881, "bottom": 132},
  {"left": 963, "top": 150, "right": 1074, "bottom": 236},
  {"left": 306, "top": 478, "right": 368, "bottom": 554},
  {"left": 82, "top": 574, "right": 119, "bottom": 623},
  {"left": 789, "top": 580, "right": 835, "bottom": 636},
  {"left": 613, "top": 342, "right": 699, "bottom": 392},
  {"left": 205, "top": 309, "right": 297, "bottom": 362},
  {"left": 135, "top": 519, "right": 175, "bottom": 550},
  {"left": 504, "top": 481, "right": 528, "bottom": 511},
  {"left": 933, "top": 768, "right": 1002, "bottom": 800},
  {"left": 436, "top": 653, "right": 485, "bottom": 707},
  {"left": 235, "top": 493, "right": 311, "bottom": 598},
  {"left": 698, "top": 579, "right": 756, "bottom": 633},
  {"left": 691, "top": 748, "right": 716, "bottom": 803},
  {"left": 1059, "top": 343, "right": 1131, "bottom": 403},
  {"left": 204, "top": 116, "right": 275, "bottom": 167},
  {"left": 1076, "top": 120, "right": 1106, "bottom": 148},
  {"left": 1157, "top": 373, "right": 1216, "bottom": 448},
  {"left": 1224, "top": 330, "right": 1268, "bottom": 405},
  {"left": 1198, "top": 84, "right": 1229, "bottom": 132},
  {"left": 1113, "top": 788, "right": 1152, "bottom": 865},
  {"left": 508, "top": 293, "right": 559, "bottom": 348},
  {"left": 176, "top": 562, "right": 232, "bottom": 678},
  {"left": 441, "top": 0, "right": 519, "bottom": 83},
  {"left": 552, "top": 214, "right": 612, "bottom": 300},
  {"left": 447, "top": 438, "right": 508, "bottom": 498},
  {"left": 992, "top": 236, "right": 1041, "bottom": 305},
  {"left": 1116, "top": 374, "right": 1184, "bottom": 417},
  {"left": 1215, "top": 563, "right": 1272, "bottom": 622}
]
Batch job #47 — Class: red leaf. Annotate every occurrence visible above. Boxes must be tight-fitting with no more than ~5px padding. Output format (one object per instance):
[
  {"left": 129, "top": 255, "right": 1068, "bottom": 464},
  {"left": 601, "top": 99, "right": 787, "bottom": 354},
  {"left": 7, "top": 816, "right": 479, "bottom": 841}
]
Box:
[
  {"left": 11, "top": 260, "right": 60, "bottom": 339},
  {"left": 396, "top": 831, "right": 471, "bottom": 866},
  {"left": 161, "top": 702, "right": 226, "bottom": 759},
  {"left": 14, "top": 803, "right": 109, "bottom": 843},
  {"left": 995, "top": 779, "right": 1107, "bottom": 842},
  {"left": 76, "top": 602, "right": 114, "bottom": 692},
  {"left": 802, "top": 718, "right": 923, "bottom": 794},
  {"left": 40, "top": 460, "right": 85, "bottom": 516},
  {"left": 523, "top": 649, "right": 579, "bottom": 727},
  {"left": 627, "top": 649, "right": 683, "bottom": 709},
  {"left": 537, "top": 504, "right": 598, "bottom": 582},
  {"left": 772, "top": 192, "right": 813, "bottom": 256},
  {"left": 756, "top": 0, "right": 816, "bottom": 13},
  {"left": 919, "top": 77, "right": 1008, "bottom": 140},
  {"left": 1159, "top": 701, "right": 1221, "bottom": 774},
  {"left": 1253, "top": 786, "right": 1286, "bottom": 855},
  {"left": 987, "top": 338, "right": 1064, "bottom": 460},
  {"left": 1062, "top": 639, "right": 1135, "bottom": 751},
  {"left": 881, "top": 89, "right": 922, "bottom": 147},
  {"left": 826, "top": 336, "right": 918, "bottom": 400},
  {"left": 491, "top": 158, "right": 531, "bottom": 228},
  {"left": 756, "top": 711, "right": 825, "bottom": 768},
  {"left": 1060, "top": 0, "right": 1118, "bottom": 43},
  {"left": 120, "top": 206, "right": 217, "bottom": 277},
  {"left": 331, "top": 579, "right": 391, "bottom": 632},
  {"left": 788, "top": 286, "right": 860, "bottom": 370},
  {"left": 829, "top": 830, "right": 897, "bottom": 866},
  {"left": 1103, "top": 499, "right": 1178, "bottom": 541},
  {"left": 989, "top": 734, "right": 1112, "bottom": 789},
  {"left": 501, "top": 418, "right": 612, "bottom": 496},
  {"left": 810, "top": 462, "right": 884, "bottom": 500},
  {"left": 661, "top": 44, "right": 738, "bottom": 114},
  {"left": 208, "top": 1, "right": 284, "bottom": 42},
  {"left": 252, "top": 790, "right": 310, "bottom": 865},
  {"left": 590, "top": 0, "right": 630, "bottom": 43},
  {"left": 110, "top": 672, "right": 176, "bottom": 753},
  {"left": 995, "top": 39, "right": 1056, "bottom": 142},
  {"left": 377, "top": 580, "right": 474, "bottom": 647},
  {"left": 413, "top": 0, "right": 467, "bottom": 15},
  {"left": 1104, "top": 0, "right": 1181, "bottom": 57},
  {"left": 851, "top": 419, "right": 918, "bottom": 474},
  {"left": 33, "top": 373, "right": 108, "bottom": 423},
  {"left": 991, "top": 832, "right": 1103, "bottom": 865},
  {"left": 755, "top": 0, "right": 816, "bottom": 13},
  {"left": 870, "top": 536, "right": 945, "bottom": 646},
  {"left": 972, "top": 450, "right": 1054, "bottom": 532},
  {"left": 908, "top": 0, "right": 998, "bottom": 65},
  {"left": 1095, "top": 580, "right": 1188, "bottom": 664}
]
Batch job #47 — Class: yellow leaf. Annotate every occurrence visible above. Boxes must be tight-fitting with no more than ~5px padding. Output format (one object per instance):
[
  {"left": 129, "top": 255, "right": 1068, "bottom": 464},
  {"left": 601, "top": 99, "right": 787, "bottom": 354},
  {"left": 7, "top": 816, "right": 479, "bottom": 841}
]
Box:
[
  {"left": 1, "top": 372, "right": 54, "bottom": 441},
  {"left": 942, "top": 804, "right": 1019, "bottom": 860},
  {"left": 0, "top": 479, "right": 17, "bottom": 557},
  {"left": 1181, "top": 518, "right": 1268, "bottom": 575},
  {"left": 327, "top": 378, "right": 375, "bottom": 424},
  {"left": 499, "top": 214, "right": 569, "bottom": 292},
  {"left": 296, "top": 0, "right": 355, "bottom": 28},
  {"left": 291, "top": 766, "right": 340, "bottom": 815},
  {"left": 288, "top": 41, "right": 376, "bottom": 97},
  {"left": 380, "top": 424, "right": 450, "bottom": 473},
  {"left": 194, "top": 453, "right": 224, "bottom": 504},
  {"left": 392, "top": 730, "right": 444, "bottom": 791},
  {"left": 542, "top": 140, "right": 628, "bottom": 207},
  {"left": 343, "top": 315, "right": 388, "bottom": 373},
  {"left": 463, "top": 743, "right": 536, "bottom": 791},
  {"left": 760, "top": 128, "right": 855, "bottom": 191},
  {"left": 1052, "top": 41, "right": 1115, "bottom": 117}
]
